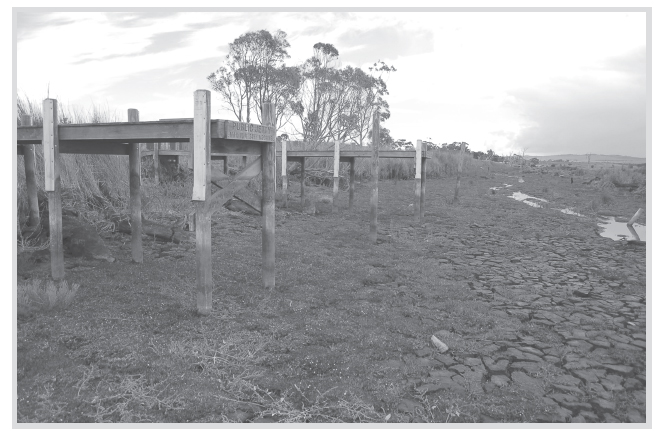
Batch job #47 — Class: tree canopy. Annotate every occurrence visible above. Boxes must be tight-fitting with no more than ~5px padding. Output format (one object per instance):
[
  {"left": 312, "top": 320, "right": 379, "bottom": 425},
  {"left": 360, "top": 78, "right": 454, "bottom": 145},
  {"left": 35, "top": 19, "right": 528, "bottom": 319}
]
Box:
[{"left": 208, "top": 31, "right": 396, "bottom": 146}]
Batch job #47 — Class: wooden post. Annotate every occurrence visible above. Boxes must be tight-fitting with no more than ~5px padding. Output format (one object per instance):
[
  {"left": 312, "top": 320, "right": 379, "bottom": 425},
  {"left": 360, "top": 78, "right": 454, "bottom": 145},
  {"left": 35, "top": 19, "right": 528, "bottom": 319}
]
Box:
[
  {"left": 223, "top": 156, "right": 228, "bottom": 175},
  {"left": 242, "top": 155, "right": 247, "bottom": 167},
  {"left": 348, "top": 157, "right": 355, "bottom": 209},
  {"left": 282, "top": 140, "right": 288, "bottom": 208},
  {"left": 21, "top": 115, "right": 40, "bottom": 228},
  {"left": 192, "top": 90, "right": 212, "bottom": 315},
  {"left": 370, "top": 112, "right": 380, "bottom": 243},
  {"left": 43, "top": 99, "right": 64, "bottom": 281},
  {"left": 454, "top": 142, "right": 464, "bottom": 201},
  {"left": 414, "top": 139, "right": 422, "bottom": 222},
  {"left": 421, "top": 143, "right": 427, "bottom": 221},
  {"left": 153, "top": 142, "right": 160, "bottom": 184},
  {"left": 333, "top": 140, "right": 340, "bottom": 213},
  {"left": 188, "top": 139, "right": 194, "bottom": 170},
  {"left": 261, "top": 102, "right": 276, "bottom": 289},
  {"left": 128, "top": 109, "right": 143, "bottom": 263},
  {"left": 187, "top": 212, "right": 195, "bottom": 232},
  {"left": 300, "top": 157, "right": 306, "bottom": 209},
  {"left": 628, "top": 208, "right": 643, "bottom": 226}
]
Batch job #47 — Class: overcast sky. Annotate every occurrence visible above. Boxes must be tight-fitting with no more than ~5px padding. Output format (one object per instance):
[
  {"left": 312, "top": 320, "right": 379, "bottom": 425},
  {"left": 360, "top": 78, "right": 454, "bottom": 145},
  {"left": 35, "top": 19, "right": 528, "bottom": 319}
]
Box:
[{"left": 15, "top": 9, "right": 647, "bottom": 157}]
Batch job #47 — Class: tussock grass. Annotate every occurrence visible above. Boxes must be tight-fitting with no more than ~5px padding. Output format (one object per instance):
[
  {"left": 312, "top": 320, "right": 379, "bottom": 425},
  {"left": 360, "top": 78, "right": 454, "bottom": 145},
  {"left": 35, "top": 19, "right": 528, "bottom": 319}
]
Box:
[
  {"left": 17, "top": 96, "right": 130, "bottom": 232},
  {"left": 17, "top": 278, "right": 79, "bottom": 311}
]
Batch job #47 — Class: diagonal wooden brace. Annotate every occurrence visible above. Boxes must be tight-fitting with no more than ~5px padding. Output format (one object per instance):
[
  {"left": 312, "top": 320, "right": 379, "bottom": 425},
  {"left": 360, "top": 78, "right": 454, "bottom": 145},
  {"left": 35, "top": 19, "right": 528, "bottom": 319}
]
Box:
[
  {"left": 204, "top": 156, "right": 262, "bottom": 217},
  {"left": 232, "top": 186, "right": 262, "bottom": 213}
]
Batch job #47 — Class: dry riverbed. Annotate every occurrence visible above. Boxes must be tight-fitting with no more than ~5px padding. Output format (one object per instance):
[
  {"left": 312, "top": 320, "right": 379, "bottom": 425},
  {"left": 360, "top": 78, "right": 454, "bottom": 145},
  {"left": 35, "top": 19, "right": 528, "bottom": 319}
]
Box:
[{"left": 16, "top": 166, "right": 647, "bottom": 423}]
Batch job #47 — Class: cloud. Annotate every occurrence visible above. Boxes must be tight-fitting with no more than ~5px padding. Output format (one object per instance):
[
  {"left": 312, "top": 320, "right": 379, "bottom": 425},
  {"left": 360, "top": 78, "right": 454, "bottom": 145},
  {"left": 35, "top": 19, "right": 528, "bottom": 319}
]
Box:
[
  {"left": 73, "top": 30, "right": 194, "bottom": 64},
  {"left": 103, "top": 11, "right": 183, "bottom": 28},
  {"left": 505, "top": 47, "right": 646, "bottom": 157},
  {"left": 16, "top": 12, "right": 76, "bottom": 41},
  {"left": 95, "top": 55, "right": 222, "bottom": 109},
  {"left": 337, "top": 26, "right": 433, "bottom": 65}
]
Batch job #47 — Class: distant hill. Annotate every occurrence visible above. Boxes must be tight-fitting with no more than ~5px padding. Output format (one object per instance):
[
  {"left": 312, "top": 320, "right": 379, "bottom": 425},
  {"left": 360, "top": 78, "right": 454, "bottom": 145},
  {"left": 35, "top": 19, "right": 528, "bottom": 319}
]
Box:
[{"left": 526, "top": 154, "right": 646, "bottom": 164}]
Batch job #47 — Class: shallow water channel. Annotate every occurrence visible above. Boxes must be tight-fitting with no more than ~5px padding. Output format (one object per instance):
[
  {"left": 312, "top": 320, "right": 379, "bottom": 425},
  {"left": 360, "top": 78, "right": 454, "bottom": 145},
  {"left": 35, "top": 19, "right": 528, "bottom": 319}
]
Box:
[
  {"left": 507, "top": 192, "right": 548, "bottom": 208},
  {"left": 598, "top": 216, "right": 646, "bottom": 242}
]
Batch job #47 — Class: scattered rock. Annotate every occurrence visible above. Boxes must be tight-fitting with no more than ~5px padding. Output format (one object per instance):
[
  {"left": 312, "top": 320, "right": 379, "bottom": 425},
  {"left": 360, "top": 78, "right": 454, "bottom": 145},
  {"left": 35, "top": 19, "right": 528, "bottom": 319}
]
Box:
[
  {"left": 591, "top": 398, "right": 616, "bottom": 413},
  {"left": 431, "top": 335, "right": 449, "bottom": 353},
  {"left": 600, "top": 363, "right": 634, "bottom": 376},
  {"left": 626, "top": 408, "right": 645, "bottom": 423},
  {"left": 490, "top": 375, "right": 510, "bottom": 387},
  {"left": 511, "top": 371, "right": 544, "bottom": 393}
]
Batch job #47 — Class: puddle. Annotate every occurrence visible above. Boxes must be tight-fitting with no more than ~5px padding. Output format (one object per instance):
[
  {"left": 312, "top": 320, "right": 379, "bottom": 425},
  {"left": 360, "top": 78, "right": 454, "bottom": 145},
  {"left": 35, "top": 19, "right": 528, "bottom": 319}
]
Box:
[
  {"left": 508, "top": 192, "right": 548, "bottom": 208},
  {"left": 598, "top": 216, "right": 646, "bottom": 241},
  {"left": 490, "top": 183, "right": 514, "bottom": 190},
  {"left": 554, "top": 208, "right": 584, "bottom": 217}
]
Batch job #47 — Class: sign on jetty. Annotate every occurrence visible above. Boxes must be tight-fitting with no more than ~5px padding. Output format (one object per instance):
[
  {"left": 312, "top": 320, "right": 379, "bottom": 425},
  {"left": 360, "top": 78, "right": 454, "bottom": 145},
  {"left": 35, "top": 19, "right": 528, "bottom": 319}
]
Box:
[{"left": 224, "top": 121, "right": 275, "bottom": 142}]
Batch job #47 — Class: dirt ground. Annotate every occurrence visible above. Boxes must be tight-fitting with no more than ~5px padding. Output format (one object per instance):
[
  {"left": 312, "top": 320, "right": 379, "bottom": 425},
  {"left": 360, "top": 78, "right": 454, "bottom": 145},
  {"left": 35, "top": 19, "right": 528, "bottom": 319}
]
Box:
[{"left": 15, "top": 162, "right": 647, "bottom": 423}]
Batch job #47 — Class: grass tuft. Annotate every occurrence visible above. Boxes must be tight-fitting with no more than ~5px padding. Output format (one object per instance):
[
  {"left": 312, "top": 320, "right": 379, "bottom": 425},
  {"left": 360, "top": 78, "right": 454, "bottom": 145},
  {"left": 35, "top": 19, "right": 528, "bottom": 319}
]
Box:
[{"left": 18, "top": 278, "right": 79, "bottom": 312}]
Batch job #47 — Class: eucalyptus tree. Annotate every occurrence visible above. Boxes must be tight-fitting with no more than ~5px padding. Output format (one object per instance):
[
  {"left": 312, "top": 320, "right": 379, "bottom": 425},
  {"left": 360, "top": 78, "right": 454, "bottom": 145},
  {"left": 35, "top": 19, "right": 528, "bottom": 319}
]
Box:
[
  {"left": 290, "top": 43, "right": 396, "bottom": 147},
  {"left": 289, "top": 43, "right": 341, "bottom": 144},
  {"left": 346, "top": 61, "right": 395, "bottom": 147},
  {"left": 207, "top": 30, "right": 298, "bottom": 129}
]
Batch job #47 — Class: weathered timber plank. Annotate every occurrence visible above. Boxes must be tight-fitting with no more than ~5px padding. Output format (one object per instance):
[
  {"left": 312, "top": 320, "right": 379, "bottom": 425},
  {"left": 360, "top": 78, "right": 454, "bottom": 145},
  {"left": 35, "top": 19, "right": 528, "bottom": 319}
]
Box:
[
  {"left": 370, "top": 112, "right": 379, "bottom": 243},
  {"left": 211, "top": 139, "right": 263, "bottom": 156},
  {"left": 17, "top": 120, "right": 226, "bottom": 144},
  {"left": 349, "top": 157, "right": 355, "bottom": 209},
  {"left": 233, "top": 187, "right": 262, "bottom": 213},
  {"left": 281, "top": 140, "right": 288, "bottom": 208},
  {"left": 193, "top": 90, "right": 213, "bottom": 316},
  {"left": 224, "top": 120, "right": 276, "bottom": 142},
  {"left": 195, "top": 210, "right": 212, "bottom": 315},
  {"left": 20, "top": 115, "right": 40, "bottom": 227},
  {"left": 261, "top": 102, "right": 276, "bottom": 289},
  {"left": 454, "top": 142, "right": 464, "bottom": 201},
  {"left": 273, "top": 150, "right": 430, "bottom": 159},
  {"left": 154, "top": 143, "right": 161, "bottom": 184},
  {"left": 300, "top": 157, "right": 306, "bottom": 208},
  {"left": 415, "top": 139, "right": 422, "bottom": 222},
  {"left": 333, "top": 140, "right": 340, "bottom": 213},
  {"left": 60, "top": 141, "right": 130, "bottom": 155},
  {"left": 43, "top": 99, "right": 64, "bottom": 280},
  {"left": 421, "top": 155, "right": 427, "bottom": 221},
  {"left": 206, "top": 157, "right": 262, "bottom": 214},
  {"left": 128, "top": 109, "right": 143, "bottom": 263},
  {"left": 140, "top": 149, "right": 190, "bottom": 157}
]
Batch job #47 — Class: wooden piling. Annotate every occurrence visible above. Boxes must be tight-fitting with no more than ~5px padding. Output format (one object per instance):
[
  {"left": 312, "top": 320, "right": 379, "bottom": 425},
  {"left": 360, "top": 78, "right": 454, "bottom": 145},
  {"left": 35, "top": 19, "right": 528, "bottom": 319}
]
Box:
[
  {"left": 282, "top": 140, "right": 288, "bottom": 208},
  {"left": 127, "top": 109, "right": 143, "bottom": 263},
  {"left": 370, "top": 112, "right": 379, "bottom": 243},
  {"left": 414, "top": 139, "right": 422, "bottom": 222},
  {"left": 43, "top": 99, "right": 64, "bottom": 281},
  {"left": 20, "top": 115, "right": 40, "bottom": 228},
  {"left": 223, "top": 156, "right": 228, "bottom": 175},
  {"left": 188, "top": 139, "right": 194, "bottom": 170},
  {"left": 421, "top": 144, "right": 427, "bottom": 221},
  {"left": 454, "top": 142, "right": 464, "bottom": 201},
  {"left": 333, "top": 140, "right": 340, "bottom": 213},
  {"left": 261, "top": 102, "right": 276, "bottom": 289},
  {"left": 192, "top": 90, "right": 212, "bottom": 315},
  {"left": 348, "top": 158, "right": 355, "bottom": 209},
  {"left": 300, "top": 157, "right": 306, "bottom": 209},
  {"left": 153, "top": 142, "right": 160, "bottom": 184}
]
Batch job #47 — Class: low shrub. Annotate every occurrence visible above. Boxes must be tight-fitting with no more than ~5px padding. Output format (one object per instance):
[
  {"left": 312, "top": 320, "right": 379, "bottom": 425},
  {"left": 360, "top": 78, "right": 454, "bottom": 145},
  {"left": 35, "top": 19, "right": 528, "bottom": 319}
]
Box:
[{"left": 17, "top": 278, "right": 79, "bottom": 312}]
